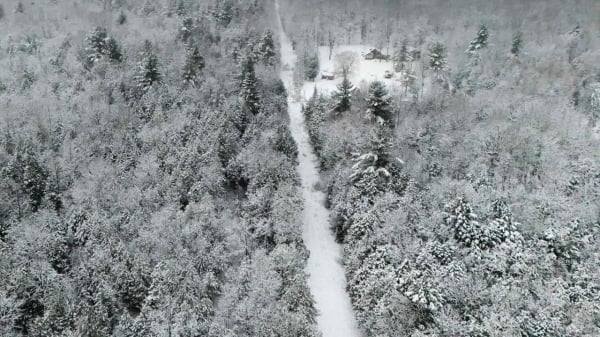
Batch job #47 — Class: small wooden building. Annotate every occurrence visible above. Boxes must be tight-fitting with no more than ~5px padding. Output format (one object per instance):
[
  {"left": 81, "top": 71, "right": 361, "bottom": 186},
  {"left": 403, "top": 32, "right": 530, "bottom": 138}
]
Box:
[
  {"left": 321, "top": 71, "right": 335, "bottom": 80},
  {"left": 364, "top": 48, "right": 387, "bottom": 60}
]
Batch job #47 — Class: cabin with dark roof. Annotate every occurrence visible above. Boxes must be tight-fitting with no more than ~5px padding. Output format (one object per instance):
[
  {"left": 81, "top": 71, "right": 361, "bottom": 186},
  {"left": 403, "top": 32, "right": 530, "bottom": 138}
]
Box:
[{"left": 364, "top": 48, "right": 388, "bottom": 60}]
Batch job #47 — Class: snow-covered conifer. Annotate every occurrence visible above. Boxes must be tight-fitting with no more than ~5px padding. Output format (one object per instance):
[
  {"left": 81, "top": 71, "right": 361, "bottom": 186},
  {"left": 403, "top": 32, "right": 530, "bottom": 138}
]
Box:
[
  {"left": 466, "top": 24, "right": 489, "bottom": 55},
  {"left": 366, "top": 81, "right": 393, "bottom": 124},
  {"left": 240, "top": 57, "right": 261, "bottom": 114},
  {"left": 333, "top": 71, "right": 354, "bottom": 114}
]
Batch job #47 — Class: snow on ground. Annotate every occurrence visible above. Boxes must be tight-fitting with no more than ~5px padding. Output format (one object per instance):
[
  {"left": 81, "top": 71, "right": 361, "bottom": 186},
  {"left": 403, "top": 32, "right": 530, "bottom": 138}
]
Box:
[
  {"left": 301, "top": 45, "right": 405, "bottom": 101},
  {"left": 276, "top": 1, "right": 361, "bottom": 337}
]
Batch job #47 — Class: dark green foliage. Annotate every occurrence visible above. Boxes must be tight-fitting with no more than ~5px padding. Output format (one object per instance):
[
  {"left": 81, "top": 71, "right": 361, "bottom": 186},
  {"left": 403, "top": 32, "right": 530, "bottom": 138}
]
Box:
[
  {"left": 466, "top": 24, "right": 489, "bottom": 55},
  {"left": 393, "top": 39, "right": 410, "bottom": 72},
  {"left": 135, "top": 40, "right": 161, "bottom": 91},
  {"left": 87, "top": 27, "right": 108, "bottom": 56},
  {"left": 18, "top": 35, "right": 42, "bottom": 54},
  {"left": 16, "top": 2, "right": 24, "bottom": 13},
  {"left": 21, "top": 69, "right": 36, "bottom": 90},
  {"left": 303, "top": 91, "right": 328, "bottom": 162},
  {"left": 180, "top": 17, "right": 193, "bottom": 42},
  {"left": 256, "top": 30, "right": 276, "bottom": 65},
  {"left": 218, "top": 121, "right": 241, "bottom": 169},
  {"left": 1, "top": 148, "right": 49, "bottom": 213},
  {"left": 240, "top": 57, "right": 261, "bottom": 114},
  {"left": 350, "top": 125, "right": 404, "bottom": 194},
  {"left": 333, "top": 72, "right": 354, "bottom": 114},
  {"left": 213, "top": 1, "right": 233, "bottom": 26},
  {"left": 176, "top": 0, "right": 186, "bottom": 16},
  {"left": 183, "top": 47, "right": 205, "bottom": 86},
  {"left": 511, "top": 31, "right": 523, "bottom": 56},
  {"left": 105, "top": 37, "right": 123, "bottom": 62},
  {"left": 304, "top": 53, "right": 319, "bottom": 81},
  {"left": 117, "top": 11, "right": 127, "bottom": 25},
  {"left": 84, "top": 27, "right": 123, "bottom": 66},
  {"left": 275, "top": 124, "right": 298, "bottom": 164},
  {"left": 443, "top": 197, "right": 480, "bottom": 246},
  {"left": 0, "top": 5, "right": 4, "bottom": 19},
  {"left": 366, "top": 81, "right": 393, "bottom": 124},
  {"left": 48, "top": 224, "right": 72, "bottom": 274},
  {"left": 444, "top": 197, "right": 521, "bottom": 250},
  {"left": 428, "top": 42, "right": 447, "bottom": 72}
]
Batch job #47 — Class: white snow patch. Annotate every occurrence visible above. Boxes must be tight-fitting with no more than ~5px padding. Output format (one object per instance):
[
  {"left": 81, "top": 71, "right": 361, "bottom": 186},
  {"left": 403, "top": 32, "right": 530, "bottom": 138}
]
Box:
[
  {"left": 301, "top": 45, "right": 405, "bottom": 101},
  {"left": 276, "top": 1, "right": 361, "bottom": 337}
]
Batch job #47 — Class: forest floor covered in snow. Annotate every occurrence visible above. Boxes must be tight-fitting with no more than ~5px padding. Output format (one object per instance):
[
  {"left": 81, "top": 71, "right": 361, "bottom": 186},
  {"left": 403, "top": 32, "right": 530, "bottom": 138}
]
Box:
[{"left": 299, "top": 45, "right": 423, "bottom": 101}]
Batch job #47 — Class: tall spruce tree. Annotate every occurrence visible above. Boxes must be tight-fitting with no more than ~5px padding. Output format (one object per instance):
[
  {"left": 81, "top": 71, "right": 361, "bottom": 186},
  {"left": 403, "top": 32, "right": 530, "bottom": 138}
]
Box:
[
  {"left": 135, "top": 40, "right": 161, "bottom": 92},
  {"left": 511, "top": 31, "right": 523, "bottom": 57},
  {"left": 466, "top": 24, "right": 489, "bottom": 55},
  {"left": 428, "top": 42, "right": 447, "bottom": 73},
  {"left": 304, "top": 53, "right": 319, "bottom": 81},
  {"left": 333, "top": 71, "right": 354, "bottom": 114},
  {"left": 366, "top": 81, "right": 393, "bottom": 125},
  {"left": 105, "top": 37, "right": 123, "bottom": 63},
  {"left": 179, "top": 18, "right": 193, "bottom": 43},
  {"left": 86, "top": 27, "right": 122, "bottom": 64},
  {"left": 350, "top": 124, "right": 402, "bottom": 193},
  {"left": 240, "top": 57, "right": 260, "bottom": 114},
  {"left": 256, "top": 30, "right": 276, "bottom": 65},
  {"left": 182, "top": 47, "right": 205, "bottom": 86},
  {"left": 393, "top": 39, "right": 411, "bottom": 72}
]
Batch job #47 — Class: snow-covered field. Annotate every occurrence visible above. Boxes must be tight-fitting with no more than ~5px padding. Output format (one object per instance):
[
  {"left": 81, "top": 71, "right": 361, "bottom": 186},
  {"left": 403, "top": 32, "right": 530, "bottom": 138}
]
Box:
[
  {"left": 276, "top": 1, "right": 361, "bottom": 336},
  {"left": 300, "top": 45, "right": 405, "bottom": 100}
]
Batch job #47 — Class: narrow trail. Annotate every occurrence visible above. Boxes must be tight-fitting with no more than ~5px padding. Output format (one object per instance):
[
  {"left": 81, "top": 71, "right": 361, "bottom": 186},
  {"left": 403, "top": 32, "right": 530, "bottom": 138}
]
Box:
[{"left": 275, "top": 1, "right": 361, "bottom": 337}]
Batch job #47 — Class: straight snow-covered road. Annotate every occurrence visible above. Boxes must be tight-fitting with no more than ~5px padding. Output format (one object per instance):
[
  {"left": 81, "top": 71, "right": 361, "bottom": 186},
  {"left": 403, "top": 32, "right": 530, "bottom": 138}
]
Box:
[{"left": 275, "top": 1, "right": 361, "bottom": 336}]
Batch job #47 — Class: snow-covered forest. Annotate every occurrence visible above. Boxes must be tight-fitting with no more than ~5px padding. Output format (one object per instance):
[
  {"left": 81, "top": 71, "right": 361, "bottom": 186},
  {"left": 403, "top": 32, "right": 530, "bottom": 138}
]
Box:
[
  {"left": 0, "top": 0, "right": 319, "bottom": 336},
  {"left": 0, "top": 0, "right": 599, "bottom": 336},
  {"left": 279, "top": 0, "right": 600, "bottom": 336}
]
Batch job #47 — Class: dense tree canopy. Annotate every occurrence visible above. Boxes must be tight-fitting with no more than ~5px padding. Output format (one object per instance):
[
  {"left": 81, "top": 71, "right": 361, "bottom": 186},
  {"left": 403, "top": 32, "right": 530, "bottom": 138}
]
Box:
[
  {"left": 0, "top": 0, "right": 318, "bottom": 336},
  {"left": 280, "top": 0, "right": 600, "bottom": 336}
]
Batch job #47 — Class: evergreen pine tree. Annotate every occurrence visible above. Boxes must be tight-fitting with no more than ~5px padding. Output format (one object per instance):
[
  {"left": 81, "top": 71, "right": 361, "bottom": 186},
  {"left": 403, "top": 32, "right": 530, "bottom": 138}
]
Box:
[
  {"left": 135, "top": 40, "right": 161, "bottom": 92},
  {"left": 443, "top": 197, "right": 480, "bottom": 247},
  {"left": 105, "top": 37, "right": 123, "bottom": 63},
  {"left": 214, "top": 1, "right": 233, "bottom": 26},
  {"left": 304, "top": 53, "right": 319, "bottom": 81},
  {"left": 179, "top": 18, "right": 193, "bottom": 43},
  {"left": 182, "top": 47, "right": 205, "bottom": 86},
  {"left": 366, "top": 81, "right": 393, "bottom": 125},
  {"left": 590, "top": 85, "right": 600, "bottom": 121},
  {"left": 85, "top": 27, "right": 123, "bottom": 65},
  {"left": 2, "top": 147, "right": 49, "bottom": 213},
  {"left": 428, "top": 42, "right": 447, "bottom": 73},
  {"left": 350, "top": 124, "right": 402, "bottom": 193},
  {"left": 511, "top": 31, "right": 523, "bottom": 57},
  {"left": 466, "top": 24, "right": 489, "bottom": 55},
  {"left": 240, "top": 57, "right": 260, "bottom": 114},
  {"left": 176, "top": 0, "right": 186, "bottom": 16},
  {"left": 86, "top": 27, "right": 108, "bottom": 64},
  {"left": 117, "top": 11, "right": 127, "bottom": 25},
  {"left": 401, "top": 68, "right": 418, "bottom": 99},
  {"left": 332, "top": 71, "right": 354, "bottom": 114},
  {"left": 89, "top": 27, "right": 108, "bottom": 53},
  {"left": 257, "top": 30, "right": 276, "bottom": 65},
  {"left": 393, "top": 39, "right": 411, "bottom": 72}
]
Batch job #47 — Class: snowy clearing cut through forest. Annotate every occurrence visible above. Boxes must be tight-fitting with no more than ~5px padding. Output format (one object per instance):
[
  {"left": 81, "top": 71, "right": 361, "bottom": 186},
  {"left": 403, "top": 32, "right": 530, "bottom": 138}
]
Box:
[
  {"left": 276, "top": 1, "right": 362, "bottom": 337},
  {"left": 299, "top": 45, "right": 426, "bottom": 102}
]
